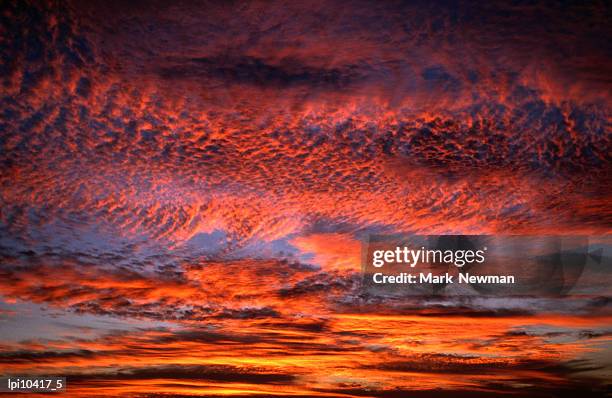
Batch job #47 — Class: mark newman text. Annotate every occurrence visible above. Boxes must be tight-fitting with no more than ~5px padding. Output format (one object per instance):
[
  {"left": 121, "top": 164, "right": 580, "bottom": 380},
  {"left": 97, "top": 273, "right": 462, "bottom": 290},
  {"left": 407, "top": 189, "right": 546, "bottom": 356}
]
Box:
[{"left": 372, "top": 272, "right": 515, "bottom": 284}]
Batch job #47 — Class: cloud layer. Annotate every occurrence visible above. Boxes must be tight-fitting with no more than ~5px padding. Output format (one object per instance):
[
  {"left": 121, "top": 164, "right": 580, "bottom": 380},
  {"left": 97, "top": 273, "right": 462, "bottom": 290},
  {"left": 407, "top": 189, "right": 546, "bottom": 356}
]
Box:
[{"left": 1, "top": 0, "right": 611, "bottom": 396}]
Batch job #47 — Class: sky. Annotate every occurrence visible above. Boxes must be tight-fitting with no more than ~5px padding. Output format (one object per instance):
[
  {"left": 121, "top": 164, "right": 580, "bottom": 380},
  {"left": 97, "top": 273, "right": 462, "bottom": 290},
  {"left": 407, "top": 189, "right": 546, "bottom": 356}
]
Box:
[{"left": 1, "top": 0, "right": 611, "bottom": 396}]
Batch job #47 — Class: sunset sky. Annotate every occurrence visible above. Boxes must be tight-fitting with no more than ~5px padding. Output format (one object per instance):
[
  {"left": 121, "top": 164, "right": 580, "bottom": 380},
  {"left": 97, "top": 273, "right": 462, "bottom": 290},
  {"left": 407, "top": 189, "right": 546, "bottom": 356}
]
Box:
[{"left": 1, "top": 0, "right": 611, "bottom": 396}]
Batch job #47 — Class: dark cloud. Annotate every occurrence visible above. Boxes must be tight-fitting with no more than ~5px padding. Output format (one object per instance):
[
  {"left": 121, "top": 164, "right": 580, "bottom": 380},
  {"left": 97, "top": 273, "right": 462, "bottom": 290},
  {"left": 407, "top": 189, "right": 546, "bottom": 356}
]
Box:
[
  {"left": 157, "top": 55, "right": 359, "bottom": 90},
  {"left": 68, "top": 364, "right": 296, "bottom": 384},
  {"left": 0, "top": 349, "right": 97, "bottom": 364},
  {"left": 370, "top": 355, "right": 602, "bottom": 375}
]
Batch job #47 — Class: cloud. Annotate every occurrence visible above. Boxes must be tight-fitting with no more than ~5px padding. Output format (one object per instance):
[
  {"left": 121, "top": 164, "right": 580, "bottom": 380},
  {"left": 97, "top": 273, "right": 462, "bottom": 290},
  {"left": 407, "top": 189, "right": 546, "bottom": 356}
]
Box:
[
  {"left": 70, "top": 364, "right": 296, "bottom": 384},
  {"left": 0, "top": 0, "right": 610, "bottom": 396}
]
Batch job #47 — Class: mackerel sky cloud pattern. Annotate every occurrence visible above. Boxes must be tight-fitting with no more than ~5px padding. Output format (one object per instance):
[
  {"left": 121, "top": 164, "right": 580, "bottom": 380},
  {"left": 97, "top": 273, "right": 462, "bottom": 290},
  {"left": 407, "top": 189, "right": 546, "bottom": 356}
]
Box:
[{"left": 1, "top": 1, "right": 611, "bottom": 397}]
